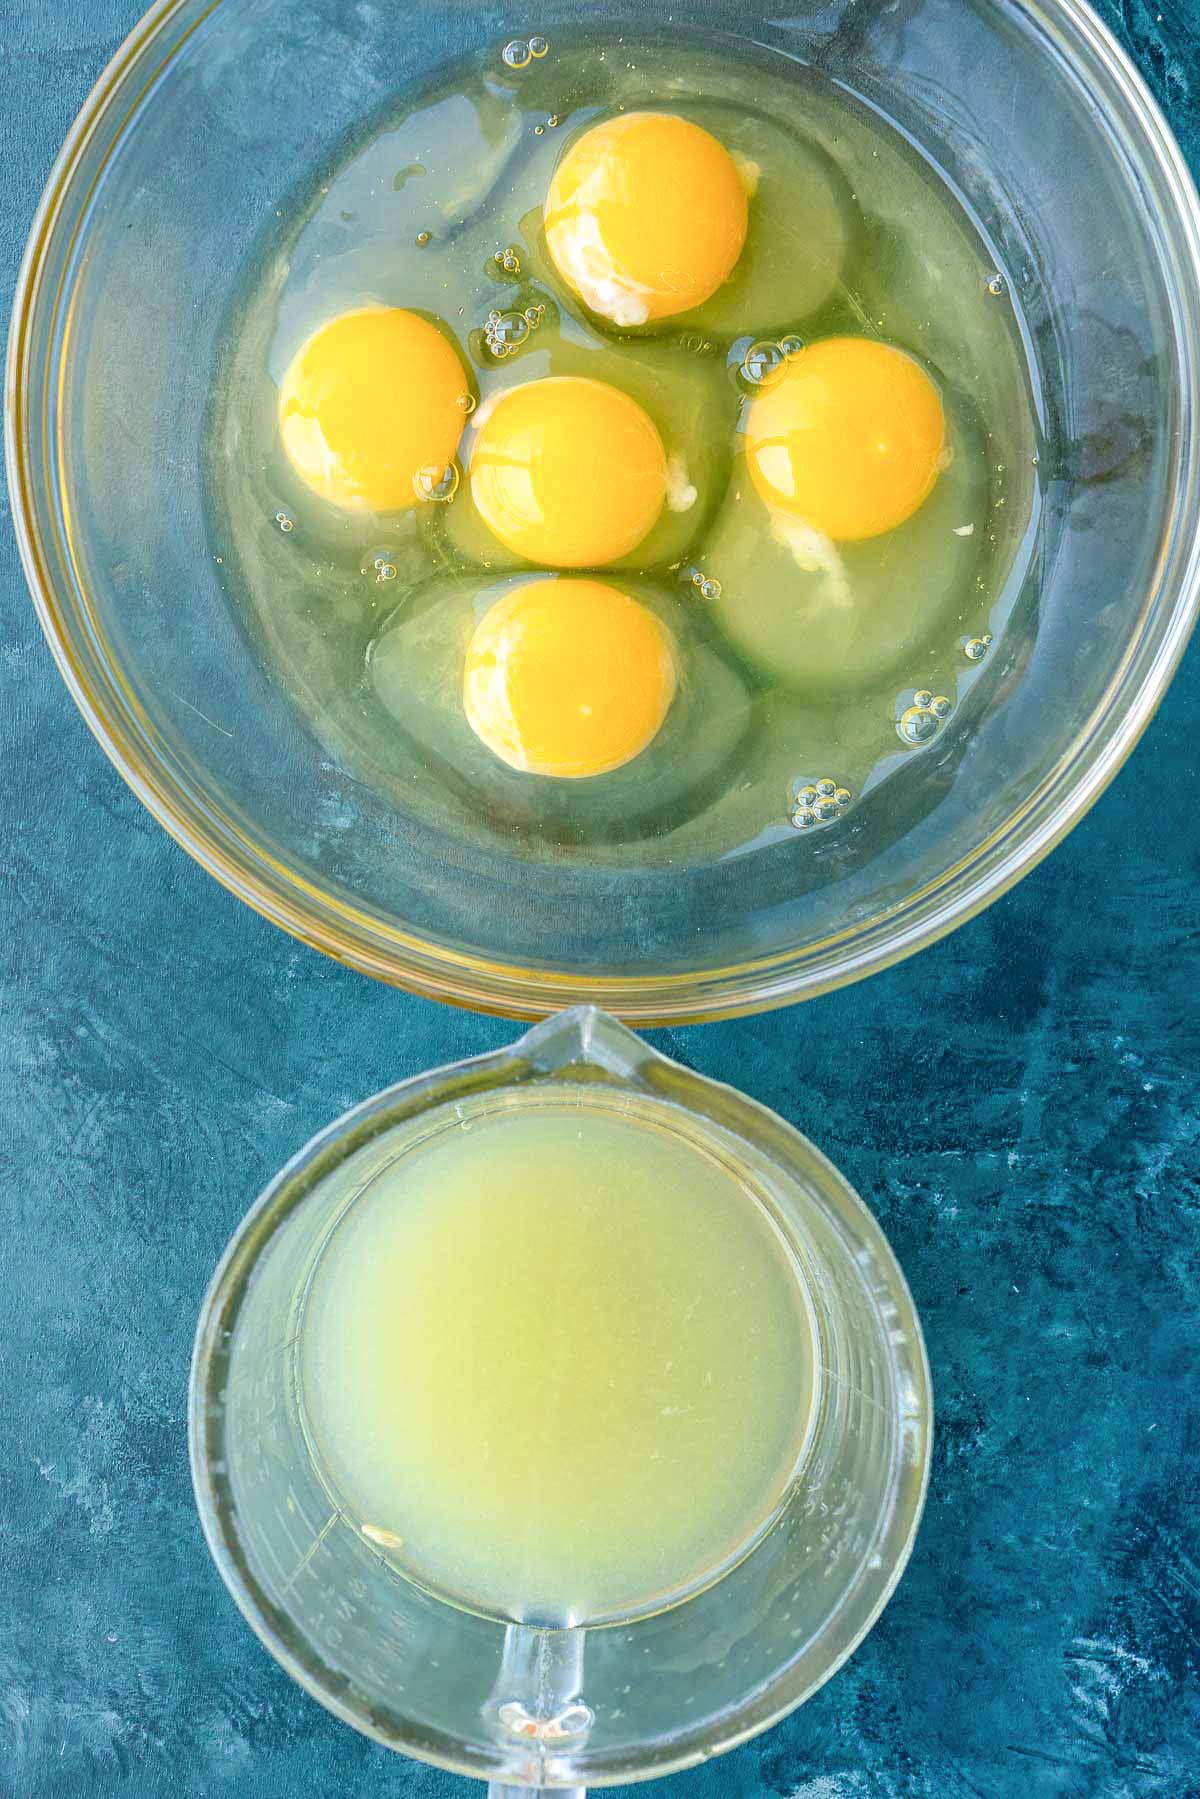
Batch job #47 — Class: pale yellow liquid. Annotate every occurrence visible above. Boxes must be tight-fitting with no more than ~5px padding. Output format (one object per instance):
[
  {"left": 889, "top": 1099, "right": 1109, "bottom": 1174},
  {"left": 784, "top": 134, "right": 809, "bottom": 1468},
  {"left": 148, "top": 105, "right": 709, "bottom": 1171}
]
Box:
[{"left": 299, "top": 1096, "right": 817, "bottom": 1625}]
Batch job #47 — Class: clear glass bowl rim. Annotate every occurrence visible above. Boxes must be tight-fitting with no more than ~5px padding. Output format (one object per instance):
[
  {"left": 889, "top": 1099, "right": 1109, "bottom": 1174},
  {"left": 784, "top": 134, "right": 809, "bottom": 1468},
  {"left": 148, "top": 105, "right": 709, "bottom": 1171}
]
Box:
[{"left": 7, "top": 0, "right": 1200, "bottom": 1025}]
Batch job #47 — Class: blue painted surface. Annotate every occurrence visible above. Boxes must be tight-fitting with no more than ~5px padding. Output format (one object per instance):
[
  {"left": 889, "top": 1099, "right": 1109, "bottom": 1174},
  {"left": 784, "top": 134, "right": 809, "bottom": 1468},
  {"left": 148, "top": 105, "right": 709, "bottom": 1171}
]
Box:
[{"left": 2, "top": 3, "right": 1199, "bottom": 1794}]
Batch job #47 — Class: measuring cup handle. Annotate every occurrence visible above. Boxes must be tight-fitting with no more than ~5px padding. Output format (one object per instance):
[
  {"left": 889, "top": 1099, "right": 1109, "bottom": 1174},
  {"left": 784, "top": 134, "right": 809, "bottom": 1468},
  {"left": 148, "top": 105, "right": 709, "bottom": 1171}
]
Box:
[
  {"left": 483, "top": 1624, "right": 592, "bottom": 1793},
  {"left": 487, "top": 1787, "right": 586, "bottom": 1799}
]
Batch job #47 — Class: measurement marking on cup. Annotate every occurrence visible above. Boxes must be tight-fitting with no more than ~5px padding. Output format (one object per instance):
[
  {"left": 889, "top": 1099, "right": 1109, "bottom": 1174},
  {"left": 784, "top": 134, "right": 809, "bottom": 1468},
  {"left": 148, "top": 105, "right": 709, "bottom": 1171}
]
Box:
[
  {"left": 167, "top": 690, "right": 233, "bottom": 739},
  {"left": 225, "top": 1329, "right": 303, "bottom": 1393},
  {"left": 280, "top": 1510, "right": 341, "bottom": 1591}
]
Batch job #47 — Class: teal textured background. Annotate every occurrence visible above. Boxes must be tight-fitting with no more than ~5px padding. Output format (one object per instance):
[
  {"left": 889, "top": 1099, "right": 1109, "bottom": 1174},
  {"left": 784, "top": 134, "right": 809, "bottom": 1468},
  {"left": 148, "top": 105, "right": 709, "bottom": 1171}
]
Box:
[{"left": 2, "top": 3, "right": 1199, "bottom": 1794}]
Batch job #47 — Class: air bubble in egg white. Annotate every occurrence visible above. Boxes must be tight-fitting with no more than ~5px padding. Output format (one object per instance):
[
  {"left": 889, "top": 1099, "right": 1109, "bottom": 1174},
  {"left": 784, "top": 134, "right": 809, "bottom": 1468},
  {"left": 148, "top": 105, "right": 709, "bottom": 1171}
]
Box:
[
  {"left": 986, "top": 273, "right": 1008, "bottom": 297},
  {"left": 791, "top": 777, "right": 853, "bottom": 827},
  {"left": 898, "top": 691, "right": 952, "bottom": 746},
  {"left": 485, "top": 310, "right": 532, "bottom": 356},
  {"left": 899, "top": 706, "right": 938, "bottom": 745},
  {"left": 528, "top": 34, "right": 550, "bottom": 57},
  {"left": 275, "top": 511, "right": 295, "bottom": 533},
  {"left": 414, "top": 462, "right": 460, "bottom": 504},
  {"left": 502, "top": 40, "right": 532, "bottom": 69},
  {"left": 740, "top": 340, "right": 787, "bottom": 388}
]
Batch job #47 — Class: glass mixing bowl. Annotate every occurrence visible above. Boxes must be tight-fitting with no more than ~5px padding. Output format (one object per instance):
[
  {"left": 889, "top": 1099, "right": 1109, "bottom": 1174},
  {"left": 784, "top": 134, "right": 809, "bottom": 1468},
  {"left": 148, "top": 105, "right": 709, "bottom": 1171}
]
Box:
[{"left": 8, "top": 0, "right": 1200, "bottom": 1023}]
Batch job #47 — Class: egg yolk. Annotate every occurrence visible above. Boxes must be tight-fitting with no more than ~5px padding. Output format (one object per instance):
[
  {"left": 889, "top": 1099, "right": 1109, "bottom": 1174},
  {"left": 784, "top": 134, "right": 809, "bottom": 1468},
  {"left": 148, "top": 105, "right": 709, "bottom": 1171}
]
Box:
[
  {"left": 463, "top": 578, "right": 676, "bottom": 778},
  {"left": 544, "top": 112, "right": 750, "bottom": 326},
  {"left": 278, "top": 307, "right": 468, "bottom": 512},
  {"left": 744, "top": 337, "right": 947, "bottom": 542},
  {"left": 469, "top": 376, "right": 668, "bottom": 567}
]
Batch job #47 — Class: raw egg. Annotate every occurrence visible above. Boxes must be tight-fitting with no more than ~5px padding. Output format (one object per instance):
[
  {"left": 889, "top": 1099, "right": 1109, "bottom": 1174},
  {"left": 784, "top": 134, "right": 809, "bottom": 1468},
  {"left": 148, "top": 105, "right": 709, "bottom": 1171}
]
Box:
[
  {"left": 431, "top": 321, "right": 724, "bottom": 573},
  {"left": 744, "top": 336, "right": 946, "bottom": 542},
  {"left": 369, "top": 574, "right": 754, "bottom": 845},
  {"left": 462, "top": 577, "right": 676, "bottom": 777},
  {"left": 544, "top": 112, "right": 750, "bottom": 326},
  {"left": 469, "top": 376, "right": 668, "bottom": 566},
  {"left": 278, "top": 306, "right": 468, "bottom": 512},
  {"left": 702, "top": 378, "right": 988, "bottom": 693},
  {"left": 619, "top": 105, "right": 852, "bottom": 338}
]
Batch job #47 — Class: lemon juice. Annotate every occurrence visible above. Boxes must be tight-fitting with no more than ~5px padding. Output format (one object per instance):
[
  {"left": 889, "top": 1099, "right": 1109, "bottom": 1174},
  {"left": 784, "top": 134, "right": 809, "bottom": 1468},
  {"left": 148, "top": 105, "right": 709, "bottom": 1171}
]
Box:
[
  {"left": 207, "top": 28, "right": 1041, "bottom": 863},
  {"left": 298, "top": 1092, "right": 818, "bottom": 1627}
]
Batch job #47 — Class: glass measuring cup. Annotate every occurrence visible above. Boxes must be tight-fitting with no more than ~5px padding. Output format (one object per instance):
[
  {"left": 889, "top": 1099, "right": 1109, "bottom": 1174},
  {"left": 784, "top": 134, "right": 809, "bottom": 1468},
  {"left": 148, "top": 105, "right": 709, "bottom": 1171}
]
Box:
[{"left": 189, "top": 1009, "right": 931, "bottom": 1792}]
